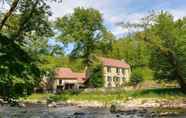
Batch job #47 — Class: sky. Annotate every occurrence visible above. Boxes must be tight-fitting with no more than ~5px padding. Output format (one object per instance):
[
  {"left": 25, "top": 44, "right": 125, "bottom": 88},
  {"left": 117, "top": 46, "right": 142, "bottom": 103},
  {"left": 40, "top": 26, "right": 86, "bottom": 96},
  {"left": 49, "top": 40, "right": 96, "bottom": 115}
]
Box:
[
  {"left": 48, "top": 0, "right": 186, "bottom": 38},
  {"left": 2, "top": 0, "right": 185, "bottom": 53}
]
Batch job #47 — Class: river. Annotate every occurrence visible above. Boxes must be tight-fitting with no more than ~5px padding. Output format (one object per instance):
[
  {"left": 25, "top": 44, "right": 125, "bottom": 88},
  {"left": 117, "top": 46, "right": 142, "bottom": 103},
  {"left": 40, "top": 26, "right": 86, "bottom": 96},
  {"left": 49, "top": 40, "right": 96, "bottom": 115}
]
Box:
[{"left": 0, "top": 104, "right": 186, "bottom": 118}]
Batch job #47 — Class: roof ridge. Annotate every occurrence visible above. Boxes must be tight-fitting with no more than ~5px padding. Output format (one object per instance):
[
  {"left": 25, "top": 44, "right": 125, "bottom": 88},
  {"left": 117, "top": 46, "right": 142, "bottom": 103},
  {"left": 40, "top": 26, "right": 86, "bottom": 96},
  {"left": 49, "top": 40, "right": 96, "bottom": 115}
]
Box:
[
  {"left": 99, "top": 57, "right": 130, "bottom": 68},
  {"left": 99, "top": 56, "right": 124, "bottom": 61}
]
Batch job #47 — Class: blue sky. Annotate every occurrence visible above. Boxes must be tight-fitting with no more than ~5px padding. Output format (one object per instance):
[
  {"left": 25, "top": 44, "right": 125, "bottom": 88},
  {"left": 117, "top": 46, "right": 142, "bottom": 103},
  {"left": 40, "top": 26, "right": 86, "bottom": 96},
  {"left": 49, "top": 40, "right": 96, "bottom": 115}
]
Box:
[{"left": 48, "top": 0, "right": 186, "bottom": 38}]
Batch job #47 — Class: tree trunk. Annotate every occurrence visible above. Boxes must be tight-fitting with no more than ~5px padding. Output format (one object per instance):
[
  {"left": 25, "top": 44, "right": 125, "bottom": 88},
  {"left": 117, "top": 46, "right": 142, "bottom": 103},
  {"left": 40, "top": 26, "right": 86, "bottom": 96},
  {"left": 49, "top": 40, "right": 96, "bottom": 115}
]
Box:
[
  {"left": 169, "top": 52, "right": 186, "bottom": 93},
  {"left": 176, "top": 76, "right": 186, "bottom": 93},
  {"left": 0, "top": 0, "right": 19, "bottom": 30}
]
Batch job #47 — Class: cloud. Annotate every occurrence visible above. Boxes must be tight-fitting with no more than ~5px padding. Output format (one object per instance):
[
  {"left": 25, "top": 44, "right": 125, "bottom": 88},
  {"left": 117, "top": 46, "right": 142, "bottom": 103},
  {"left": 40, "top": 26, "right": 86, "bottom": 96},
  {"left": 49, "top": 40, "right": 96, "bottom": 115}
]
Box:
[
  {"left": 48, "top": 0, "right": 186, "bottom": 37},
  {"left": 47, "top": 0, "right": 131, "bottom": 37},
  {"left": 0, "top": 1, "right": 10, "bottom": 12},
  {"left": 169, "top": 9, "right": 186, "bottom": 20},
  {"left": 47, "top": 0, "right": 114, "bottom": 20}
]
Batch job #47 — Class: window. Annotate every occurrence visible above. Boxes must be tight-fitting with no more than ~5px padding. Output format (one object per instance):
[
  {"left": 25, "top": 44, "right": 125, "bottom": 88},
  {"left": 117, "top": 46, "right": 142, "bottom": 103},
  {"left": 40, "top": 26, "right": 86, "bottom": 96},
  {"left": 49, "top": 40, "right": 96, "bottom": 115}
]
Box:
[
  {"left": 107, "top": 76, "right": 112, "bottom": 87},
  {"left": 107, "top": 76, "right": 112, "bottom": 82},
  {"left": 113, "top": 77, "right": 119, "bottom": 82},
  {"left": 115, "top": 77, "right": 120, "bottom": 87},
  {"left": 116, "top": 68, "right": 120, "bottom": 73},
  {"left": 113, "top": 77, "right": 116, "bottom": 82},
  {"left": 116, "top": 77, "right": 120, "bottom": 82},
  {"left": 59, "top": 80, "right": 62, "bottom": 85},
  {"left": 107, "top": 66, "right": 111, "bottom": 72},
  {"left": 122, "top": 69, "right": 125, "bottom": 74}
]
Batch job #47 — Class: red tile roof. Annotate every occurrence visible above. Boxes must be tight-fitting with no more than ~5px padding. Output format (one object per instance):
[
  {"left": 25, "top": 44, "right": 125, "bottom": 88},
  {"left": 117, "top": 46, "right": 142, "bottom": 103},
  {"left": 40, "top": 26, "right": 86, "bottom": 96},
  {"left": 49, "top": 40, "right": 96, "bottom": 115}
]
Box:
[
  {"left": 54, "top": 68, "right": 86, "bottom": 81},
  {"left": 100, "top": 57, "right": 130, "bottom": 68}
]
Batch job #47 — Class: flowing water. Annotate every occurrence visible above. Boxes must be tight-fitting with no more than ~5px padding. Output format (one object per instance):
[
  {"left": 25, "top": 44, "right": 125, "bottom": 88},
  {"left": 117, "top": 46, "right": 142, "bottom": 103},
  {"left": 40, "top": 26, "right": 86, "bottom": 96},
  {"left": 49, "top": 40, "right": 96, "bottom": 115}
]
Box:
[{"left": 0, "top": 104, "right": 186, "bottom": 118}]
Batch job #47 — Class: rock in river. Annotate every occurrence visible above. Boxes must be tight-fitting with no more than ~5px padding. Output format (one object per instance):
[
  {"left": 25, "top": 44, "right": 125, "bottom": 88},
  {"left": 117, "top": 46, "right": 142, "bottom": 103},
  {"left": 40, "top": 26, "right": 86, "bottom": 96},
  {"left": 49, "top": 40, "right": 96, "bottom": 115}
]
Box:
[{"left": 48, "top": 102, "right": 57, "bottom": 108}]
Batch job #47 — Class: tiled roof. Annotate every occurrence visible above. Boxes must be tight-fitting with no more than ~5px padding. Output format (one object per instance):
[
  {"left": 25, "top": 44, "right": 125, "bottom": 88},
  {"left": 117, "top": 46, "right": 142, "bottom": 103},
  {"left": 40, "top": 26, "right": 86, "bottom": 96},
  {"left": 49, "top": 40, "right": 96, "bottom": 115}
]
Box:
[
  {"left": 100, "top": 57, "right": 130, "bottom": 68},
  {"left": 54, "top": 68, "right": 86, "bottom": 81}
]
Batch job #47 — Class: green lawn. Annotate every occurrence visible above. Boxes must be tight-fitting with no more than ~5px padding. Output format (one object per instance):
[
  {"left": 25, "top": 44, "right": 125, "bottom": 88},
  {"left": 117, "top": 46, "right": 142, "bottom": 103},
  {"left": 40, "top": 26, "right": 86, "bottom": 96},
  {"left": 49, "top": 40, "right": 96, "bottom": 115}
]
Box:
[
  {"left": 24, "top": 88, "right": 186, "bottom": 103},
  {"left": 22, "top": 93, "right": 53, "bottom": 102}
]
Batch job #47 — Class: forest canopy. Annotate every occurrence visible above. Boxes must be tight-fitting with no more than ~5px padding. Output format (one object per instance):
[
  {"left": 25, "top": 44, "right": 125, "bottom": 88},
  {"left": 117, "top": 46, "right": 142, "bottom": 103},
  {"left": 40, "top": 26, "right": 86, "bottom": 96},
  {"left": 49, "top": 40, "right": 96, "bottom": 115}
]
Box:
[{"left": 0, "top": 0, "right": 186, "bottom": 101}]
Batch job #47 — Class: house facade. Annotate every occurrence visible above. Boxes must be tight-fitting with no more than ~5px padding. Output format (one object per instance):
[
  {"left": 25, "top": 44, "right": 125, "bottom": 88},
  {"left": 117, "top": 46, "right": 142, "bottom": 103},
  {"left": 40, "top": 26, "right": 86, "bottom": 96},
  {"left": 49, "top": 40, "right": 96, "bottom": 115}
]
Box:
[
  {"left": 100, "top": 57, "right": 131, "bottom": 88},
  {"left": 53, "top": 68, "right": 86, "bottom": 92},
  {"left": 52, "top": 57, "right": 131, "bottom": 91}
]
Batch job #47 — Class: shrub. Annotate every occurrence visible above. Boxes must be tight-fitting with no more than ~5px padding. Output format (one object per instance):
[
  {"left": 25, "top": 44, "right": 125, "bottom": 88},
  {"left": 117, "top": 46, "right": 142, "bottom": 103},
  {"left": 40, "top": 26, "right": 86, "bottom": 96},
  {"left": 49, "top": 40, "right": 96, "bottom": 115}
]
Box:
[
  {"left": 130, "top": 69, "right": 144, "bottom": 86},
  {"left": 88, "top": 63, "right": 104, "bottom": 88}
]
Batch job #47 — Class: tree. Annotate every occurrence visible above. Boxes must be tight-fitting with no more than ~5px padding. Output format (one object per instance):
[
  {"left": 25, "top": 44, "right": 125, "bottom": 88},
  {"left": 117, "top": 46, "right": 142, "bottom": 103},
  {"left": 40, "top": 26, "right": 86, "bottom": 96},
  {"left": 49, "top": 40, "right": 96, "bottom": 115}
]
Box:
[
  {"left": 55, "top": 7, "right": 112, "bottom": 68},
  {"left": 108, "top": 36, "right": 151, "bottom": 69},
  {"left": 106, "top": 36, "right": 152, "bottom": 82},
  {"left": 88, "top": 62, "right": 104, "bottom": 88},
  {"left": 129, "top": 69, "right": 144, "bottom": 87},
  {"left": 0, "top": 0, "right": 57, "bottom": 100},
  {"left": 137, "top": 12, "right": 186, "bottom": 92}
]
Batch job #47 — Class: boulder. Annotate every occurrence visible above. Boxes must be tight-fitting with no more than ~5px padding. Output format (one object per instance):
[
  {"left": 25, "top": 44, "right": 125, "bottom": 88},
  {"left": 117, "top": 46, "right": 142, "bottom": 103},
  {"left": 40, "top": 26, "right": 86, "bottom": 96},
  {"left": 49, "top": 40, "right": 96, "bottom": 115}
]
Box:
[
  {"left": 48, "top": 101, "right": 57, "bottom": 108},
  {"left": 0, "top": 99, "right": 5, "bottom": 106},
  {"left": 110, "top": 104, "right": 117, "bottom": 113},
  {"left": 18, "top": 102, "right": 26, "bottom": 107}
]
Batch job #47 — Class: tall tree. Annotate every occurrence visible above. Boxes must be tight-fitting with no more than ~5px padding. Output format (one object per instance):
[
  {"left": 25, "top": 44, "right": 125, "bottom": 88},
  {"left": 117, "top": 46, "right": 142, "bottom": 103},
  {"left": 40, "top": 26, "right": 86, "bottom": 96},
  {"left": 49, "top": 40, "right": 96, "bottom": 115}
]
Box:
[
  {"left": 55, "top": 7, "right": 112, "bottom": 68},
  {"left": 137, "top": 12, "right": 186, "bottom": 92},
  {"left": 0, "top": 0, "right": 58, "bottom": 100},
  {"left": 109, "top": 37, "right": 151, "bottom": 69}
]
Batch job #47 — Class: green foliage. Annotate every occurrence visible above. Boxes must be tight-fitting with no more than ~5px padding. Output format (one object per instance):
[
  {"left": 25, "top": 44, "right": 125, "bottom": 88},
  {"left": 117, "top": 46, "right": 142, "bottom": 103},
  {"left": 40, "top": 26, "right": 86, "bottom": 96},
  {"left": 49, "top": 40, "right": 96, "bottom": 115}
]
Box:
[
  {"left": 107, "top": 36, "right": 153, "bottom": 83},
  {"left": 108, "top": 37, "right": 151, "bottom": 68},
  {"left": 1, "top": 0, "right": 186, "bottom": 101},
  {"left": 48, "top": 90, "right": 82, "bottom": 102},
  {"left": 0, "top": 32, "right": 41, "bottom": 99},
  {"left": 130, "top": 68, "right": 144, "bottom": 86},
  {"left": 56, "top": 7, "right": 112, "bottom": 67},
  {"left": 88, "top": 63, "right": 104, "bottom": 88},
  {"left": 0, "top": 0, "right": 54, "bottom": 99},
  {"left": 138, "top": 12, "right": 186, "bottom": 91},
  {"left": 62, "top": 57, "right": 85, "bottom": 72},
  {"left": 151, "top": 13, "right": 186, "bottom": 81}
]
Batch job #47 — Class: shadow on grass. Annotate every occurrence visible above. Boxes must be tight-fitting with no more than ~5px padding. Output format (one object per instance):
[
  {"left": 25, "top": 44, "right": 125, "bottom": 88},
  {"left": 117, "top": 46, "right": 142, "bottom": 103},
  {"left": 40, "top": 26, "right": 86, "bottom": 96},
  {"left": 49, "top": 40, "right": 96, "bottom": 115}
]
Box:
[
  {"left": 140, "top": 88, "right": 183, "bottom": 95},
  {"left": 49, "top": 89, "right": 83, "bottom": 102},
  {"left": 130, "top": 88, "right": 186, "bottom": 98}
]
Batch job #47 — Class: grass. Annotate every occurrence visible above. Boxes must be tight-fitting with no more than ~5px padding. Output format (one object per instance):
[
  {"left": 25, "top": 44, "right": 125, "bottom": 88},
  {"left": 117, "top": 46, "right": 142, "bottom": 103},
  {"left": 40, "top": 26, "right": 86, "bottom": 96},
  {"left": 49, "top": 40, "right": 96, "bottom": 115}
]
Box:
[
  {"left": 24, "top": 88, "right": 186, "bottom": 103},
  {"left": 23, "top": 93, "right": 53, "bottom": 102}
]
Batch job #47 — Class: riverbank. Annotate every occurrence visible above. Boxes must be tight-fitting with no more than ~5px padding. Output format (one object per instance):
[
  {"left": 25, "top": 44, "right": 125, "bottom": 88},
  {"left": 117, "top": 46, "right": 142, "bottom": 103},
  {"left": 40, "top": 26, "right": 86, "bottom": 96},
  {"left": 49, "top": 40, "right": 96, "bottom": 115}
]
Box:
[
  {"left": 1, "top": 102, "right": 186, "bottom": 118},
  {"left": 22, "top": 97, "right": 186, "bottom": 110},
  {"left": 1, "top": 88, "right": 186, "bottom": 118},
  {"left": 21, "top": 88, "right": 186, "bottom": 109}
]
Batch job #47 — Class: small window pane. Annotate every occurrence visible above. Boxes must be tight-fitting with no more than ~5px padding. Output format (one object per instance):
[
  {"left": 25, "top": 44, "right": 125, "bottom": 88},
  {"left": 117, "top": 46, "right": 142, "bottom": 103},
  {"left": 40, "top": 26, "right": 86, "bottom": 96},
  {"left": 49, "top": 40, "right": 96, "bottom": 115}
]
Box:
[
  {"left": 116, "top": 68, "right": 120, "bottom": 73},
  {"left": 59, "top": 80, "right": 62, "bottom": 84},
  {"left": 122, "top": 69, "right": 125, "bottom": 74},
  {"left": 107, "top": 67, "right": 111, "bottom": 72},
  {"left": 107, "top": 76, "right": 112, "bottom": 82}
]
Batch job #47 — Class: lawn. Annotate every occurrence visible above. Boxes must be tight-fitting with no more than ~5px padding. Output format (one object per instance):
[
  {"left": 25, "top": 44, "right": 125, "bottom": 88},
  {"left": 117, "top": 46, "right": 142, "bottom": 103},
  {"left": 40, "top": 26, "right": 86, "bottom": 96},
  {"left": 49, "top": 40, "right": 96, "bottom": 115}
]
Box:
[{"left": 23, "top": 88, "right": 186, "bottom": 103}]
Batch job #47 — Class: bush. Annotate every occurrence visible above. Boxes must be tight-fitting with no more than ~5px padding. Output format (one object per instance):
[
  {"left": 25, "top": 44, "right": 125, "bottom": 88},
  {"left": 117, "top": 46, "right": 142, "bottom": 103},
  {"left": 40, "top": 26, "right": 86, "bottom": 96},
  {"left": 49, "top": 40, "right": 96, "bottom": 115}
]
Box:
[
  {"left": 88, "top": 63, "right": 104, "bottom": 88},
  {"left": 130, "top": 69, "right": 144, "bottom": 86}
]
